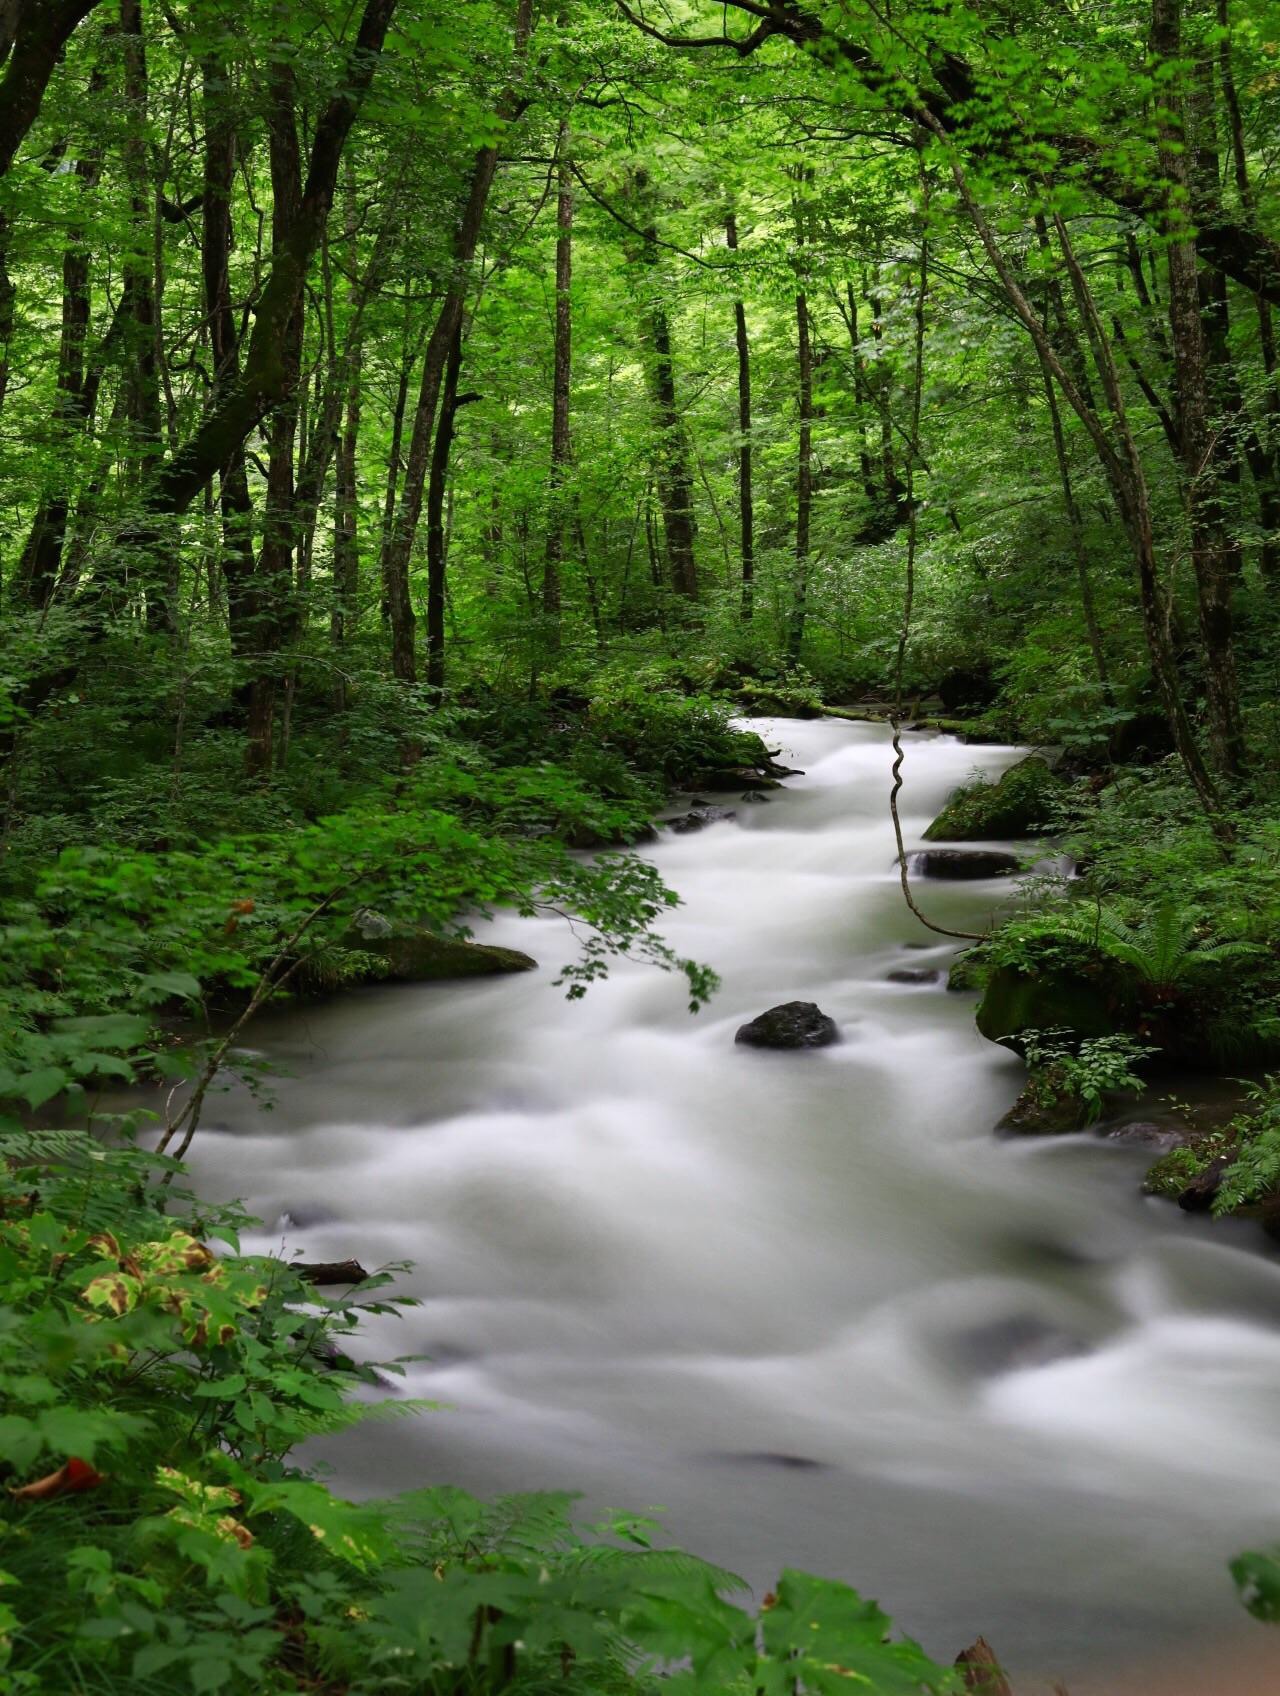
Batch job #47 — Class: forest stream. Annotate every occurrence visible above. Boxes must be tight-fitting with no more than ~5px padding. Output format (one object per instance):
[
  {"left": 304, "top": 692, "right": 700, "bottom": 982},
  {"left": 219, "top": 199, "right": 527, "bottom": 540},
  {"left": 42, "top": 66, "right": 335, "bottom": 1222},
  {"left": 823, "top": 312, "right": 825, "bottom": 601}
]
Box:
[{"left": 180, "top": 719, "right": 1280, "bottom": 1694}]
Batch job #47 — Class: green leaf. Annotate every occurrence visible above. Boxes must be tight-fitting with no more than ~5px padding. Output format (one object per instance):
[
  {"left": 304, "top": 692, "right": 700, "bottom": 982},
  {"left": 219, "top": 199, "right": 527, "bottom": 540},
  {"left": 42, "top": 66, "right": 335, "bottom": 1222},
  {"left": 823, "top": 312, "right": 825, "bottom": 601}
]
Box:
[{"left": 15, "top": 1068, "right": 69, "bottom": 1109}]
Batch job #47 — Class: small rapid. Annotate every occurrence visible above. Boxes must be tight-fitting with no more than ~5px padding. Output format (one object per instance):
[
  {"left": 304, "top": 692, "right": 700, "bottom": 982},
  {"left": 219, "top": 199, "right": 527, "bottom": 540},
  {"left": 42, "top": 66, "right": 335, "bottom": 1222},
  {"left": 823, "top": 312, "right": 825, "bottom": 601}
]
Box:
[{"left": 184, "top": 718, "right": 1280, "bottom": 1692}]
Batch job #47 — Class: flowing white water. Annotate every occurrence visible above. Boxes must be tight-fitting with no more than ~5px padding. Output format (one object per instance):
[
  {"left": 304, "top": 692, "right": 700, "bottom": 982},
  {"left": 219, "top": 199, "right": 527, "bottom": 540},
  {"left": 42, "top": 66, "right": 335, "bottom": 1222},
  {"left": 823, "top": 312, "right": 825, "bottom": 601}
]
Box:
[{"left": 184, "top": 719, "right": 1280, "bottom": 1692}]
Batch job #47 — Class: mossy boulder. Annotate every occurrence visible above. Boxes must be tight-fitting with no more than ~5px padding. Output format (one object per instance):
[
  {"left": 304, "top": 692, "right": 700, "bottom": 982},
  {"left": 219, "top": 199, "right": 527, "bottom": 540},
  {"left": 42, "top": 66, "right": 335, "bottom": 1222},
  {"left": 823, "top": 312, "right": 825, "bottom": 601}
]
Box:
[
  {"left": 924, "top": 756, "right": 1064, "bottom": 841},
  {"left": 946, "top": 949, "right": 990, "bottom": 994},
  {"left": 301, "top": 921, "right": 537, "bottom": 993},
  {"left": 975, "top": 943, "right": 1134, "bottom": 1051},
  {"left": 354, "top": 928, "right": 537, "bottom": 983},
  {"left": 997, "top": 1068, "right": 1090, "bottom": 1135}
]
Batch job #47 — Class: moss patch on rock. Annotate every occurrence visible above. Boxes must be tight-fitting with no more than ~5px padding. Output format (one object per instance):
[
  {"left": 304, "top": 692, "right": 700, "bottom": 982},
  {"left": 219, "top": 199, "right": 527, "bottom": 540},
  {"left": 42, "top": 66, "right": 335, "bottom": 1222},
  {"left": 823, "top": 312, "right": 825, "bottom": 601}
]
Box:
[
  {"left": 302, "top": 926, "right": 537, "bottom": 993},
  {"left": 975, "top": 948, "right": 1132, "bottom": 1049},
  {"left": 924, "top": 756, "right": 1065, "bottom": 841}
]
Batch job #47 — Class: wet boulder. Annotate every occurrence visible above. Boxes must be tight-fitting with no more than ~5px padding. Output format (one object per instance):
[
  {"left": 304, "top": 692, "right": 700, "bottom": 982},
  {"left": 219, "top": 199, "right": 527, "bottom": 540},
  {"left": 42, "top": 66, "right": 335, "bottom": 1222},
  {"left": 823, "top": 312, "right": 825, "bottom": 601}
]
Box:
[
  {"left": 1105, "top": 1119, "right": 1186, "bottom": 1153},
  {"left": 735, "top": 1001, "right": 839, "bottom": 1050},
  {"left": 996, "top": 1072, "right": 1088, "bottom": 1135},
  {"left": 330, "top": 924, "right": 537, "bottom": 988},
  {"left": 907, "top": 848, "right": 1020, "bottom": 880},
  {"left": 976, "top": 955, "right": 1129, "bottom": 1049},
  {"left": 946, "top": 950, "right": 989, "bottom": 994},
  {"left": 668, "top": 806, "right": 737, "bottom": 833},
  {"left": 924, "top": 756, "right": 1065, "bottom": 841},
  {"left": 1176, "top": 1154, "right": 1233, "bottom": 1213}
]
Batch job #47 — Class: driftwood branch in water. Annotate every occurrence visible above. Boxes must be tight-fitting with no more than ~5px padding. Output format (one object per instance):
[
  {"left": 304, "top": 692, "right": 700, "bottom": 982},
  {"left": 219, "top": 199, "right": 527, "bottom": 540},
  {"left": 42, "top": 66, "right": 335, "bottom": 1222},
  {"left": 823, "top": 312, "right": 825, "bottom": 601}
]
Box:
[{"left": 292, "top": 1258, "right": 371, "bottom": 1286}]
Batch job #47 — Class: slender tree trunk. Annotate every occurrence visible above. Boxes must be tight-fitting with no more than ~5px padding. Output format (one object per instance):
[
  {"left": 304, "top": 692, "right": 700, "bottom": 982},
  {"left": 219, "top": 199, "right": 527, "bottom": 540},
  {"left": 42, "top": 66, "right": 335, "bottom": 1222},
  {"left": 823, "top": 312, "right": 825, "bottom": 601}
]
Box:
[
  {"left": 244, "top": 58, "right": 304, "bottom": 777},
  {"left": 631, "top": 167, "right": 697, "bottom": 601},
  {"left": 199, "top": 50, "right": 255, "bottom": 655},
  {"left": 542, "top": 112, "right": 573, "bottom": 624},
  {"left": 332, "top": 369, "right": 361, "bottom": 646},
  {"left": 381, "top": 0, "right": 533, "bottom": 682},
  {"left": 379, "top": 317, "right": 414, "bottom": 625},
  {"left": 12, "top": 90, "right": 106, "bottom": 609},
  {"left": 843, "top": 283, "right": 877, "bottom": 503},
  {"left": 426, "top": 327, "right": 465, "bottom": 690},
  {"left": 120, "top": 0, "right": 167, "bottom": 626},
  {"left": 726, "top": 210, "right": 754, "bottom": 620},
  {"left": 926, "top": 116, "right": 1225, "bottom": 826},
  {"left": 1216, "top": 0, "right": 1280, "bottom": 577},
  {"left": 0, "top": 0, "right": 103, "bottom": 416},
  {"left": 789, "top": 184, "right": 814, "bottom": 663},
  {"left": 1151, "top": 0, "right": 1247, "bottom": 777}
]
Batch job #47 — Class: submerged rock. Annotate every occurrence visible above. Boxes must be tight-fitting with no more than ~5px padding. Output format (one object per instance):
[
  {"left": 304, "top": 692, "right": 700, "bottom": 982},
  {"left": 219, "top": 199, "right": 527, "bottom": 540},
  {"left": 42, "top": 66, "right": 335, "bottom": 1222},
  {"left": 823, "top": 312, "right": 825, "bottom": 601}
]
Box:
[
  {"left": 734, "top": 1001, "right": 838, "bottom": 1050},
  {"left": 924, "top": 756, "right": 1065, "bottom": 841},
  {"left": 886, "top": 967, "right": 941, "bottom": 985},
  {"left": 668, "top": 806, "right": 737, "bottom": 833},
  {"left": 907, "top": 848, "right": 1020, "bottom": 880}
]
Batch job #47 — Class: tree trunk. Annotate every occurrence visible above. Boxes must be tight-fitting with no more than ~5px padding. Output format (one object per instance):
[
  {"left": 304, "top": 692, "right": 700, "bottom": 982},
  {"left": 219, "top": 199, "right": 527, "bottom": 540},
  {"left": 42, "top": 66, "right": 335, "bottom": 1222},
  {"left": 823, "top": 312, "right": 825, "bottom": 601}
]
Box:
[
  {"left": 726, "top": 210, "right": 754, "bottom": 620},
  {"left": 542, "top": 112, "right": 573, "bottom": 624},
  {"left": 120, "top": 0, "right": 167, "bottom": 626},
  {"left": 380, "top": 0, "right": 533, "bottom": 682},
  {"left": 12, "top": 84, "right": 106, "bottom": 609},
  {"left": 632, "top": 167, "right": 697, "bottom": 601},
  {"left": 426, "top": 327, "right": 466, "bottom": 690},
  {"left": 145, "top": 0, "right": 398, "bottom": 520},
  {"left": 1151, "top": 0, "right": 1247, "bottom": 777},
  {"left": 244, "top": 58, "right": 304, "bottom": 778},
  {"left": 789, "top": 184, "right": 814, "bottom": 663}
]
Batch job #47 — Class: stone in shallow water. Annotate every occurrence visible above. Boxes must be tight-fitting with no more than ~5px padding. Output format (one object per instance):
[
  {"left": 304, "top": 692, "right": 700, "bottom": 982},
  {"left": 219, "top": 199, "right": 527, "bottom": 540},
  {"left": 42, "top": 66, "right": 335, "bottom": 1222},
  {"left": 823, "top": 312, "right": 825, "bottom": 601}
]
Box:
[
  {"left": 907, "top": 848, "right": 1020, "bottom": 880},
  {"left": 952, "top": 1313, "right": 1088, "bottom": 1376},
  {"left": 668, "top": 806, "right": 737, "bottom": 834},
  {"left": 734, "top": 1001, "right": 839, "bottom": 1049},
  {"left": 1105, "top": 1119, "right": 1185, "bottom": 1152},
  {"left": 886, "top": 967, "right": 941, "bottom": 985}
]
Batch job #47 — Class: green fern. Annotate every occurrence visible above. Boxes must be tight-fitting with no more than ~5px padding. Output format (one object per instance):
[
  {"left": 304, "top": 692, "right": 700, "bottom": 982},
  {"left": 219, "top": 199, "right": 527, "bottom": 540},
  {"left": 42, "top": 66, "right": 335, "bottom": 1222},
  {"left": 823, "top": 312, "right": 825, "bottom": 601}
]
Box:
[{"left": 1051, "top": 901, "right": 1261, "bottom": 992}]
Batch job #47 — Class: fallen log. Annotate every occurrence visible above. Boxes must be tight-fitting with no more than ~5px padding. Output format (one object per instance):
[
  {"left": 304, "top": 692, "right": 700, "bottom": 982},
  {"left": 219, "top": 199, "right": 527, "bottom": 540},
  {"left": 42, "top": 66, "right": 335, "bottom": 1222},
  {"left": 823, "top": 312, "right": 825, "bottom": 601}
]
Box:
[{"left": 292, "top": 1258, "right": 371, "bottom": 1286}]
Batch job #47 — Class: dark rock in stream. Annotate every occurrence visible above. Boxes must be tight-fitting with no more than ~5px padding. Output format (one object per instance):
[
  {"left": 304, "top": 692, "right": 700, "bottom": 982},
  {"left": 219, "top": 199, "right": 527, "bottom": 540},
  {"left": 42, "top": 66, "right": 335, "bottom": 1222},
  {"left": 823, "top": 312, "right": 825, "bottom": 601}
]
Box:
[
  {"left": 669, "top": 806, "right": 737, "bottom": 834},
  {"left": 907, "top": 848, "right": 1021, "bottom": 880},
  {"left": 1105, "top": 1119, "right": 1186, "bottom": 1153},
  {"left": 886, "top": 967, "right": 941, "bottom": 985},
  {"left": 996, "top": 1075, "right": 1088, "bottom": 1136},
  {"left": 735, "top": 1001, "right": 839, "bottom": 1050},
  {"left": 1176, "top": 1154, "right": 1232, "bottom": 1213},
  {"left": 952, "top": 1313, "right": 1088, "bottom": 1376},
  {"left": 303, "top": 922, "right": 537, "bottom": 992}
]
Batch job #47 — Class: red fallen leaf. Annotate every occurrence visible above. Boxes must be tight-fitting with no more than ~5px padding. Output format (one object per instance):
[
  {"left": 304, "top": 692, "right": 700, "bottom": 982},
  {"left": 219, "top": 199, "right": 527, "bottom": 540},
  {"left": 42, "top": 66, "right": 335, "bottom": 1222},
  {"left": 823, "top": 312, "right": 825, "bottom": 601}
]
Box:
[
  {"left": 10, "top": 1457, "right": 105, "bottom": 1501},
  {"left": 224, "top": 898, "right": 255, "bottom": 935}
]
